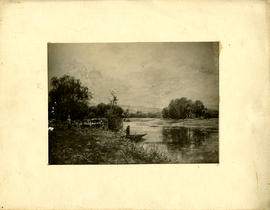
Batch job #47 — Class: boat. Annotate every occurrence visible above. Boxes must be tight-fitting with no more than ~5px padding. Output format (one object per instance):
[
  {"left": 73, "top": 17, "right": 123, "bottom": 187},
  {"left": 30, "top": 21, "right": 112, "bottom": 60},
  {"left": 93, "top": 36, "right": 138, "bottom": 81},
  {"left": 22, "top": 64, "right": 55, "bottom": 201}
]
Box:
[{"left": 126, "top": 134, "right": 147, "bottom": 142}]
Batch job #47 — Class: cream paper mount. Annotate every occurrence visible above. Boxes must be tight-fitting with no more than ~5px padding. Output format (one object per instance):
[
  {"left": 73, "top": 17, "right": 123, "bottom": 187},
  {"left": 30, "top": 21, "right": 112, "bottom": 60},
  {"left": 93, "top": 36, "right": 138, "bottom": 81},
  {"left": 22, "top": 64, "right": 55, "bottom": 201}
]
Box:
[{"left": 0, "top": 0, "right": 269, "bottom": 209}]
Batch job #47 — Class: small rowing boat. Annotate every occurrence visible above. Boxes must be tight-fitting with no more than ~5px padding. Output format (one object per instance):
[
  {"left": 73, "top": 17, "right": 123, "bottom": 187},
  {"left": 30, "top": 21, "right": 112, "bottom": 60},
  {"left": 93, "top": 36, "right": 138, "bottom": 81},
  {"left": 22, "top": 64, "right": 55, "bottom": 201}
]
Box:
[{"left": 126, "top": 134, "right": 147, "bottom": 142}]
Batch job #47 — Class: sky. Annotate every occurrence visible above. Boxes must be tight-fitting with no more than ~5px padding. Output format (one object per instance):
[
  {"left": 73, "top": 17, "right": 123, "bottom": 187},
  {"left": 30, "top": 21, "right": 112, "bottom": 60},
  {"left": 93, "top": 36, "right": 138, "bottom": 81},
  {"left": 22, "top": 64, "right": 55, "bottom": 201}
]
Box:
[{"left": 48, "top": 42, "right": 219, "bottom": 110}]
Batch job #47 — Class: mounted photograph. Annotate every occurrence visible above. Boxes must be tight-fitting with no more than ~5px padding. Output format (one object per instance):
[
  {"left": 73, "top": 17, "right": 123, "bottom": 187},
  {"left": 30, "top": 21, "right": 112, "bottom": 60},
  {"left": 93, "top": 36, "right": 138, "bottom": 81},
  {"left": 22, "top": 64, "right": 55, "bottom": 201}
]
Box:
[{"left": 48, "top": 42, "right": 219, "bottom": 164}]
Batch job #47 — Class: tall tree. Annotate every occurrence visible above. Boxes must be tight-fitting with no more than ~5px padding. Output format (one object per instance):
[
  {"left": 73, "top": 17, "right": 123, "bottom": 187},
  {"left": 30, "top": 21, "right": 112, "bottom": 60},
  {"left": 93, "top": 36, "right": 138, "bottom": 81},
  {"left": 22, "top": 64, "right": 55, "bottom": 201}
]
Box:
[{"left": 49, "top": 75, "right": 92, "bottom": 121}]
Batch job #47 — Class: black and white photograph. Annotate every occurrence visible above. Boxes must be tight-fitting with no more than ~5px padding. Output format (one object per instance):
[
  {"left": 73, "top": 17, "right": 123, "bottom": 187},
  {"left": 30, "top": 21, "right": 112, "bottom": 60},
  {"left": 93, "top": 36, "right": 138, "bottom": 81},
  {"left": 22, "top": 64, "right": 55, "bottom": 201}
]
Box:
[{"left": 48, "top": 42, "right": 219, "bottom": 164}]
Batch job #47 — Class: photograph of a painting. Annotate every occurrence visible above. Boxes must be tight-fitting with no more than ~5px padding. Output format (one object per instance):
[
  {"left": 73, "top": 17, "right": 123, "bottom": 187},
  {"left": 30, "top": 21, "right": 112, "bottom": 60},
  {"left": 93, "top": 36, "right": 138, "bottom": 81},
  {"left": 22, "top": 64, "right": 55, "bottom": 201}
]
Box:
[{"left": 48, "top": 42, "right": 219, "bottom": 164}]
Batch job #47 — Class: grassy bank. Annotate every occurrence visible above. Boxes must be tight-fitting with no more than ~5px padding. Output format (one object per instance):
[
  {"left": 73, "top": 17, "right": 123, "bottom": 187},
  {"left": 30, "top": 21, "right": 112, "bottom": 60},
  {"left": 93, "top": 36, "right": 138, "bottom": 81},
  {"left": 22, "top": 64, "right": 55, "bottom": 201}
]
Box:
[{"left": 49, "top": 127, "right": 170, "bottom": 164}]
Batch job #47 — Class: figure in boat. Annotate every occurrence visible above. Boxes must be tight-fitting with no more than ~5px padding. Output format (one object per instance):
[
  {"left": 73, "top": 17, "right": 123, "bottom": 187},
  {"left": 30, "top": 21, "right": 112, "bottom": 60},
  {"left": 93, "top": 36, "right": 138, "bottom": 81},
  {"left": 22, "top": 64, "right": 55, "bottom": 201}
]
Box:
[
  {"left": 125, "top": 125, "right": 146, "bottom": 142},
  {"left": 126, "top": 125, "right": 130, "bottom": 136}
]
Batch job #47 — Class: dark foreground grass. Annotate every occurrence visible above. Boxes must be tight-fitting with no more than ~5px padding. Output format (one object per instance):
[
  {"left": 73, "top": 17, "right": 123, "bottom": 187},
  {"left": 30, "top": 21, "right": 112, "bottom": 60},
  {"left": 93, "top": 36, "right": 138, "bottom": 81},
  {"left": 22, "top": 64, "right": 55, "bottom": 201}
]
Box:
[{"left": 49, "top": 127, "right": 171, "bottom": 164}]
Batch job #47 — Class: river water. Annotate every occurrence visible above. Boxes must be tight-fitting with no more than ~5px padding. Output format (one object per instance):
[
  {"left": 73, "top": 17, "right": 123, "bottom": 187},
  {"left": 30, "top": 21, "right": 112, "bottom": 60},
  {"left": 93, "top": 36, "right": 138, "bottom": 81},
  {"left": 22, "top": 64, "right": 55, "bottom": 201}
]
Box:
[{"left": 123, "top": 118, "right": 219, "bottom": 163}]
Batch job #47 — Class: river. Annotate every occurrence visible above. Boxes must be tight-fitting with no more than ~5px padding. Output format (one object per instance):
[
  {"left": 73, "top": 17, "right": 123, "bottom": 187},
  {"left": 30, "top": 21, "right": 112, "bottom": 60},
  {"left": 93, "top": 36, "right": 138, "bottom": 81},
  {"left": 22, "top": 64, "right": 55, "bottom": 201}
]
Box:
[{"left": 123, "top": 118, "right": 219, "bottom": 163}]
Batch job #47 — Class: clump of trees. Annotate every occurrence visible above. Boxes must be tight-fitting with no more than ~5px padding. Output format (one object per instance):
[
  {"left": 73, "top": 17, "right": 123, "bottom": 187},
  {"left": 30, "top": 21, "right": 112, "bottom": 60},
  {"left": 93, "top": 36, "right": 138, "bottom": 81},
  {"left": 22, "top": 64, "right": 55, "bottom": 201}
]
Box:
[
  {"left": 49, "top": 75, "right": 91, "bottom": 121},
  {"left": 49, "top": 75, "right": 124, "bottom": 130},
  {"left": 88, "top": 103, "right": 124, "bottom": 131},
  {"left": 88, "top": 103, "right": 124, "bottom": 119},
  {"left": 162, "top": 97, "right": 218, "bottom": 119}
]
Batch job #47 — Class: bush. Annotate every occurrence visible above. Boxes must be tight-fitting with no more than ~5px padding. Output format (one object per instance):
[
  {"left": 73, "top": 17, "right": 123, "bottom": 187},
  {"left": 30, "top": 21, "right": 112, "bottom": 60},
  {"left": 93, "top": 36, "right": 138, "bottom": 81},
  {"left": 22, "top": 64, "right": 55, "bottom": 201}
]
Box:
[{"left": 162, "top": 97, "right": 218, "bottom": 119}]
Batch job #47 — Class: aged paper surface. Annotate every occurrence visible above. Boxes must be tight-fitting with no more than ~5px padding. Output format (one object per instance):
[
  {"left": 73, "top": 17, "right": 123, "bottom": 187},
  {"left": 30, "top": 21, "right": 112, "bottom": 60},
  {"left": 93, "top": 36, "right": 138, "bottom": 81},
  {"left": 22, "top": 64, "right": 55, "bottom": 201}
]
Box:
[{"left": 0, "top": 0, "right": 270, "bottom": 209}]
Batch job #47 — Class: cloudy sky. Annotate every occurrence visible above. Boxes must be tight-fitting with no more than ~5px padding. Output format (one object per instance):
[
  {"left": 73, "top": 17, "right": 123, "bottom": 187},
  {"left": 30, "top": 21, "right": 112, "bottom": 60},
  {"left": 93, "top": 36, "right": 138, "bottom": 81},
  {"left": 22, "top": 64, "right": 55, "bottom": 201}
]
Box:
[{"left": 48, "top": 42, "right": 219, "bottom": 109}]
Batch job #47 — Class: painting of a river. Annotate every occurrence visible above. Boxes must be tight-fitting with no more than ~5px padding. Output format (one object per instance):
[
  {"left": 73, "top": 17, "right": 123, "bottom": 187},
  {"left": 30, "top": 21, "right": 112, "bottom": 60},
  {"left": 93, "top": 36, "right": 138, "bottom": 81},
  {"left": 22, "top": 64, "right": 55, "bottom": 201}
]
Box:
[
  {"left": 48, "top": 42, "right": 219, "bottom": 164},
  {"left": 124, "top": 118, "right": 218, "bottom": 163}
]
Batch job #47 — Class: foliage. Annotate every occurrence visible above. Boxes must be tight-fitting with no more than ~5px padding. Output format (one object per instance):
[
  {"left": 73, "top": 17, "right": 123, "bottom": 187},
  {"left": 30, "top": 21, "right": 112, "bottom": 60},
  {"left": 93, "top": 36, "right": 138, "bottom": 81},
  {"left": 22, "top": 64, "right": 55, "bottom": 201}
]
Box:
[
  {"left": 162, "top": 97, "right": 208, "bottom": 119},
  {"left": 49, "top": 128, "right": 170, "bottom": 164},
  {"left": 123, "top": 109, "right": 129, "bottom": 119},
  {"left": 105, "top": 108, "right": 123, "bottom": 131},
  {"left": 48, "top": 75, "right": 124, "bottom": 130},
  {"left": 193, "top": 100, "right": 205, "bottom": 117},
  {"left": 128, "top": 111, "right": 161, "bottom": 118},
  {"left": 87, "top": 103, "right": 124, "bottom": 130},
  {"left": 49, "top": 75, "right": 92, "bottom": 121},
  {"left": 85, "top": 102, "right": 124, "bottom": 131},
  {"left": 204, "top": 109, "right": 219, "bottom": 118}
]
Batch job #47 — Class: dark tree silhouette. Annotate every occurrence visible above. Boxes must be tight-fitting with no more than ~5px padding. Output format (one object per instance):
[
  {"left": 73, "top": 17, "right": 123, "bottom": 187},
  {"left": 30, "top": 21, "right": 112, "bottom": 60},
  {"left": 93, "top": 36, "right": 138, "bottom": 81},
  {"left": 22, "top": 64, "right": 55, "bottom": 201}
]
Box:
[
  {"left": 193, "top": 100, "right": 205, "bottom": 117},
  {"left": 49, "top": 75, "right": 92, "bottom": 121},
  {"left": 162, "top": 97, "right": 209, "bottom": 119}
]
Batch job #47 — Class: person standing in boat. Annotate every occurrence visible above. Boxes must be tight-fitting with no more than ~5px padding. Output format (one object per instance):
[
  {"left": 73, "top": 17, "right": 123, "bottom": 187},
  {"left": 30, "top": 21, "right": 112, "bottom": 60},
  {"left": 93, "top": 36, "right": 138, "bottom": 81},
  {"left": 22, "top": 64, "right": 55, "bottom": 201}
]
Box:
[
  {"left": 126, "top": 125, "right": 130, "bottom": 136},
  {"left": 67, "top": 115, "right": 71, "bottom": 129}
]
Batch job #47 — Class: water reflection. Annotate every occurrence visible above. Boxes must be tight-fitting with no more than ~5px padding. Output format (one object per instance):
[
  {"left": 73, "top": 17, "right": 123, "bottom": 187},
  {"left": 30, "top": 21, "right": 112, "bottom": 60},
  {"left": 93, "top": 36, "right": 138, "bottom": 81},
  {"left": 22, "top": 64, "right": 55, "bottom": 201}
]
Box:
[
  {"left": 162, "top": 127, "right": 209, "bottom": 147},
  {"left": 159, "top": 126, "right": 218, "bottom": 163},
  {"left": 124, "top": 118, "right": 219, "bottom": 163}
]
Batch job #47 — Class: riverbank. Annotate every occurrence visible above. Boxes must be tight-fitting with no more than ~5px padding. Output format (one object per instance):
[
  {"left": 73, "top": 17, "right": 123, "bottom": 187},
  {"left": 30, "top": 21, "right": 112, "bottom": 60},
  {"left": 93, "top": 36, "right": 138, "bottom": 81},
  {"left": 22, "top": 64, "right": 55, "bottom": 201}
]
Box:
[{"left": 49, "top": 127, "right": 171, "bottom": 164}]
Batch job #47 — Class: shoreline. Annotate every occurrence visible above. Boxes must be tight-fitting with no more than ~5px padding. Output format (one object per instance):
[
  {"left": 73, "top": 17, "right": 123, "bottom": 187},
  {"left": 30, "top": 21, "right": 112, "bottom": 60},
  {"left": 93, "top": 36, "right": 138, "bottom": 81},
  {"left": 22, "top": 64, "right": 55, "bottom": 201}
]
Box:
[{"left": 49, "top": 127, "right": 171, "bottom": 164}]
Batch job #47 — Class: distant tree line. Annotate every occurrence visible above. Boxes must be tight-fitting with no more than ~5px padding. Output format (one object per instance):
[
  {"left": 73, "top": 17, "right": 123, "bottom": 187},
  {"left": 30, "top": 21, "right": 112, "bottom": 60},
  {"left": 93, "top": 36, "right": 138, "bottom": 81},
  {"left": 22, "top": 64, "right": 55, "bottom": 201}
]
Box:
[
  {"left": 128, "top": 111, "right": 161, "bottom": 118},
  {"left": 162, "top": 97, "right": 218, "bottom": 119}
]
